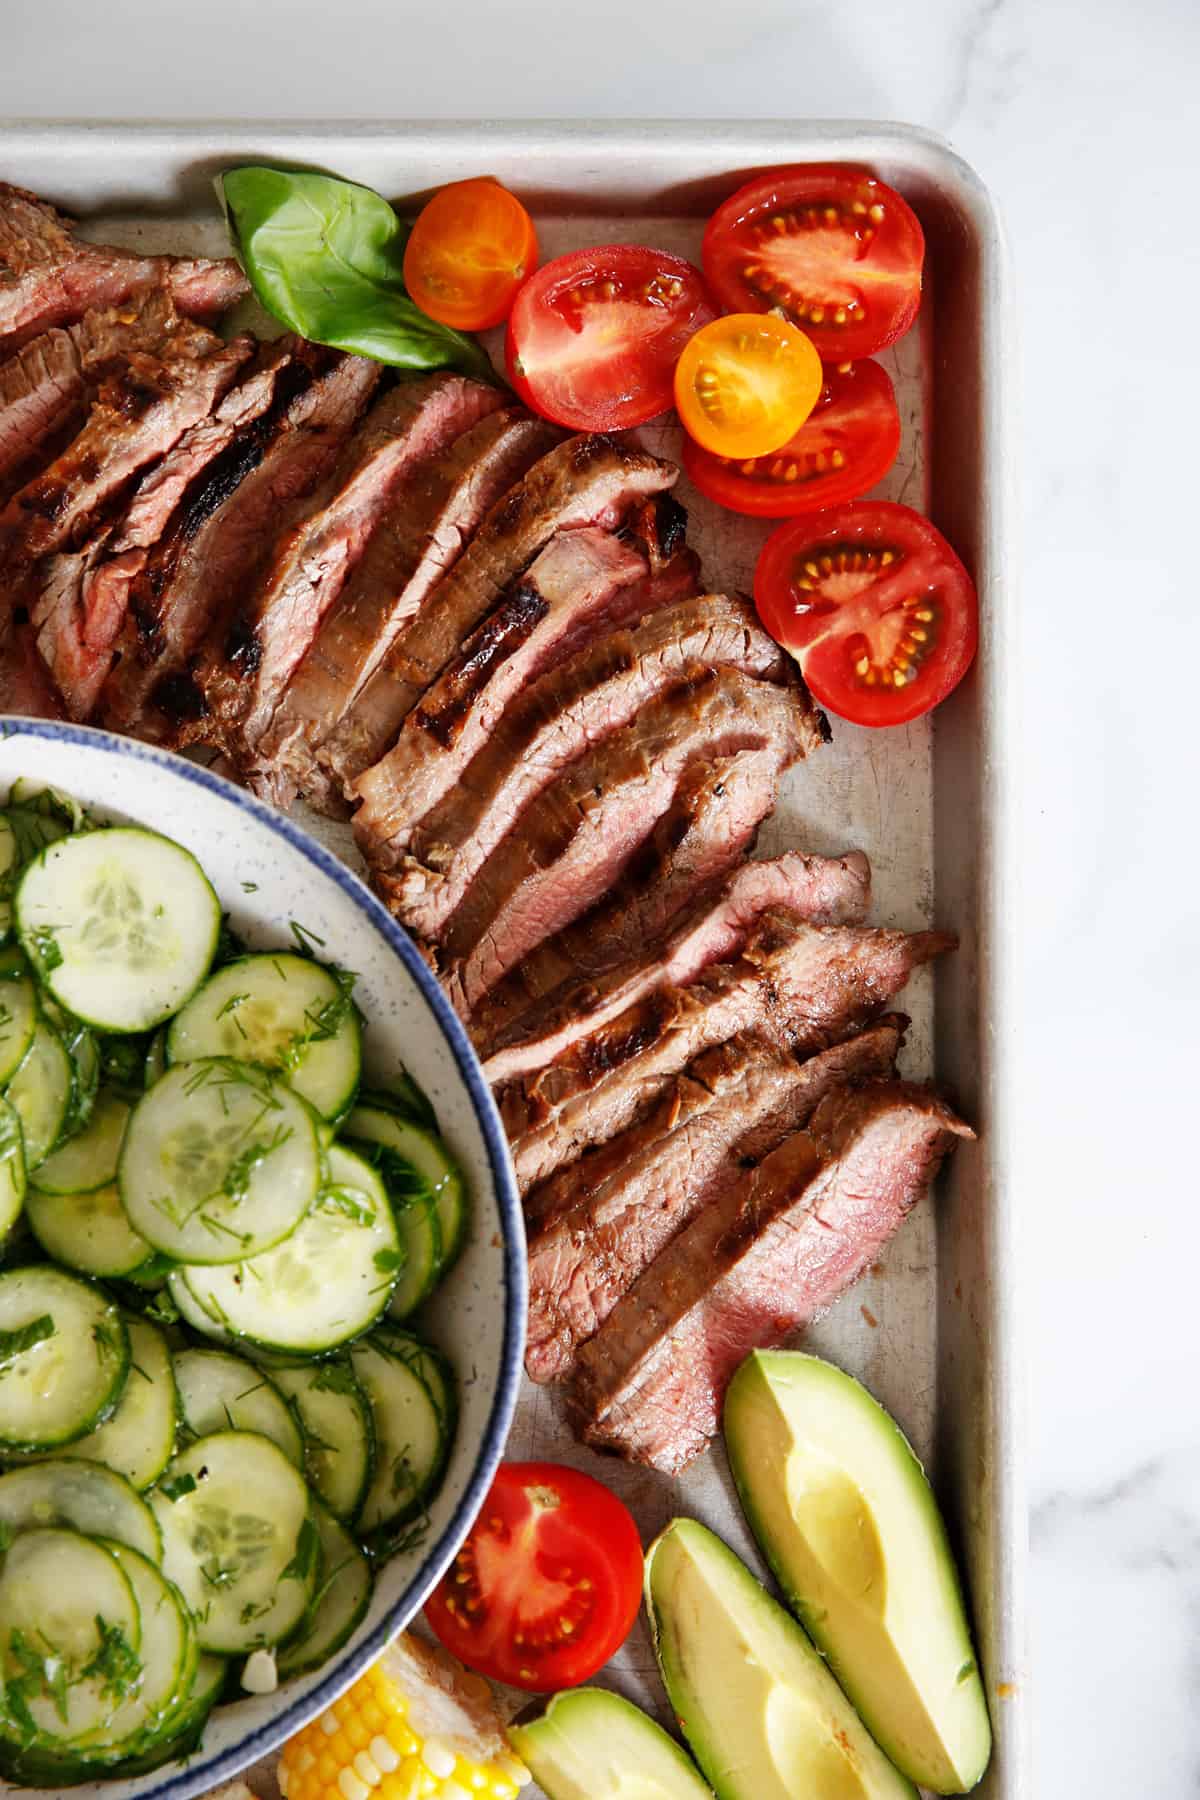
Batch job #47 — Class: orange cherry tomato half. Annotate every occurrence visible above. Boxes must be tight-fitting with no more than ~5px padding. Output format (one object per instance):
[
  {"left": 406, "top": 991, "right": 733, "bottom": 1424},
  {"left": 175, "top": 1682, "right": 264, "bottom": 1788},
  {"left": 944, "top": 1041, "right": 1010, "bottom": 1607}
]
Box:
[
  {"left": 682, "top": 359, "right": 901, "bottom": 517},
  {"left": 674, "top": 313, "right": 823, "bottom": 461},
  {"left": 754, "top": 500, "right": 978, "bottom": 728},
  {"left": 404, "top": 177, "right": 538, "bottom": 332},
  {"left": 425, "top": 1461, "right": 643, "bottom": 1691},
  {"left": 703, "top": 165, "right": 925, "bottom": 360}
]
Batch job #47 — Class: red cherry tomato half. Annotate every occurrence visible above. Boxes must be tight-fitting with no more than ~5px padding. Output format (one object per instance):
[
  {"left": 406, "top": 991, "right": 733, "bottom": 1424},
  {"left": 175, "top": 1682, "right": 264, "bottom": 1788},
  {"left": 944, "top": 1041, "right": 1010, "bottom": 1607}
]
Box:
[
  {"left": 703, "top": 165, "right": 924, "bottom": 361},
  {"left": 754, "top": 501, "right": 977, "bottom": 728},
  {"left": 424, "top": 1461, "right": 643, "bottom": 1691},
  {"left": 682, "top": 359, "right": 901, "bottom": 517},
  {"left": 506, "top": 244, "right": 716, "bottom": 431}
]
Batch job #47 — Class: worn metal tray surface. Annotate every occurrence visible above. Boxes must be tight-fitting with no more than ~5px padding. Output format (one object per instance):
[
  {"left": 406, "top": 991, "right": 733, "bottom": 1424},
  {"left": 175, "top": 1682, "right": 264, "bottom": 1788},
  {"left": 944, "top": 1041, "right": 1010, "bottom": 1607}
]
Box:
[{"left": 0, "top": 122, "right": 1023, "bottom": 1799}]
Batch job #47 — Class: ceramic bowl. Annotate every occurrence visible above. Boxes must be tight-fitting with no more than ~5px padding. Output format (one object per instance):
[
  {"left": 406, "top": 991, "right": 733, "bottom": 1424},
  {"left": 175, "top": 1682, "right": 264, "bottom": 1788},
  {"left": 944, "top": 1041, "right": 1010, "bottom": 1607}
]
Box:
[{"left": 0, "top": 720, "right": 525, "bottom": 1800}]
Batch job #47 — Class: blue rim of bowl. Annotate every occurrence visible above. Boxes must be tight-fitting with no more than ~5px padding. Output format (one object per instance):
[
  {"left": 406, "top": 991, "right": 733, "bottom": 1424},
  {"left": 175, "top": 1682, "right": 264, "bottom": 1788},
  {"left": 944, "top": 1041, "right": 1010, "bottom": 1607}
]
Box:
[{"left": 0, "top": 720, "right": 526, "bottom": 1798}]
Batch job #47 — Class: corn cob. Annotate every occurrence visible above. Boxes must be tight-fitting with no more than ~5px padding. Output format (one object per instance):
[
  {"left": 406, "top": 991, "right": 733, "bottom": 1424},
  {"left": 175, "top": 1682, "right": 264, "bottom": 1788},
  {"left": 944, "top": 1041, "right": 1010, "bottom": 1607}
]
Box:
[{"left": 279, "top": 1633, "right": 531, "bottom": 1800}]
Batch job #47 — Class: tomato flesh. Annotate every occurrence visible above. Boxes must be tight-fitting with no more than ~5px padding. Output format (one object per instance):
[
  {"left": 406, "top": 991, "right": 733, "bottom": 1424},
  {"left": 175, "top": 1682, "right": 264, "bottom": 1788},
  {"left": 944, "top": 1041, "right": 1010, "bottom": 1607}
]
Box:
[
  {"left": 424, "top": 1461, "right": 643, "bottom": 1691},
  {"left": 682, "top": 359, "right": 901, "bottom": 516},
  {"left": 404, "top": 177, "right": 538, "bottom": 332},
  {"left": 754, "top": 501, "right": 977, "bottom": 728},
  {"left": 506, "top": 244, "right": 715, "bottom": 431},
  {"left": 703, "top": 165, "right": 925, "bottom": 360}
]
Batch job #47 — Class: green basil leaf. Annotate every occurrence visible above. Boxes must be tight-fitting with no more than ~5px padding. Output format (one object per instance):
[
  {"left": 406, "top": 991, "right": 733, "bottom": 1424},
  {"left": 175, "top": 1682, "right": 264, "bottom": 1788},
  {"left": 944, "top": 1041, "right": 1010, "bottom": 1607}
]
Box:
[{"left": 218, "top": 167, "right": 495, "bottom": 381}]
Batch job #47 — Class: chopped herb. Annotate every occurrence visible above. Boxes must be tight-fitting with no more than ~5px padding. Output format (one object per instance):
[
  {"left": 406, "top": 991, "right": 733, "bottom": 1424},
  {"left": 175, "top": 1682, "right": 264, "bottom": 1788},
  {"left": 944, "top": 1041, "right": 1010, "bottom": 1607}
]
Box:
[
  {"left": 92, "top": 1319, "right": 120, "bottom": 1361},
  {"left": 289, "top": 919, "right": 327, "bottom": 955},
  {"left": 373, "top": 1248, "right": 404, "bottom": 1275},
  {"left": 241, "top": 881, "right": 259, "bottom": 894},
  {"left": 0, "top": 1314, "right": 54, "bottom": 1368},
  {"left": 80, "top": 1617, "right": 141, "bottom": 1703},
  {"left": 140, "top": 1290, "right": 180, "bottom": 1328},
  {"left": 159, "top": 1472, "right": 198, "bottom": 1502},
  {"left": 281, "top": 1514, "right": 320, "bottom": 1586},
  {"left": 310, "top": 1360, "right": 359, "bottom": 1397},
  {"left": 322, "top": 1185, "right": 376, "bottom": 1228},
  {"left": 27, "top": 926, "right": 62, "bottom": 974}
]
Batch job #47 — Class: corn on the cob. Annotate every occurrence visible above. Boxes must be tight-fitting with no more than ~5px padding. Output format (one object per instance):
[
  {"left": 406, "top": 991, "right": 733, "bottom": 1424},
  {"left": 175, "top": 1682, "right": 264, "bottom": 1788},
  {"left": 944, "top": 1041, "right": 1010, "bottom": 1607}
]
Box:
[{"left": 279, "top": 1633, "right": 531, "bottom": 1800}]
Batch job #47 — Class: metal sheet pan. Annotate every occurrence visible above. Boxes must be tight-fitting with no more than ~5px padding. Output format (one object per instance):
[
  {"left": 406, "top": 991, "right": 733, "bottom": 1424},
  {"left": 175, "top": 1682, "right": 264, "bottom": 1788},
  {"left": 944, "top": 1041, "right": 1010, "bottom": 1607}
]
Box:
[{"left": 0, "top": 121, "right": 1024, "bottom": 1798}]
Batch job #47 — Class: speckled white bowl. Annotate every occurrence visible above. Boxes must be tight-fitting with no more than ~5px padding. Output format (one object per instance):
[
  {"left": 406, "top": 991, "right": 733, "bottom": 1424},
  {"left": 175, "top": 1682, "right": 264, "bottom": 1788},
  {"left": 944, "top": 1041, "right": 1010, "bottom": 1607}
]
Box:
[{"left": 0, "top": 720, "right": 525, "bottom": 1800}]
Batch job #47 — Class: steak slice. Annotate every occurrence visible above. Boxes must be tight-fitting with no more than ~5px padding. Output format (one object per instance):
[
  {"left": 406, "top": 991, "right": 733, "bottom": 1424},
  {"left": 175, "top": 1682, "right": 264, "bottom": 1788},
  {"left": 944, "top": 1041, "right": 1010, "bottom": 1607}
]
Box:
[
  {"left": 33, "top": 343, "right": 291, "bottom": 720},
  {"left": 255, "top": 410, "right": 557, "bottom": 812},
  {"left": 323, "top": 432, "right": 677, "bottom": 792},
  {"left": 385, "top": 592, "right": 789, "bottom": 944},
  {"left": 0, "top": 327, "right": 85, "bottom": 503},
  {"left": 0, "top": 624, "right": 63, "bottom": 718},
  {"left": 97, "top": 344, "right": 380, "bottom": 740},
  {"left": 0, "top": 289, "right": 251, "bottom": 580},
  {"left": 0, "top": 182, "right": 247, "bottom": 354},
  {"left": 500, "top": 909, "right": 956, "bottom": 1192},
  {"left": 525, "top": 1020, "right": 904, "bottom": 1384},
  {"left": 192, "top": 373, "right": 505, "bottom": 761},
  {"left": 353, "top": 523, "right": 665, "bottom": 867},
  {"left": 480, "top": 848, "right": 872, "bottom": 1085},
  {"left": 573, "top": 1079, "right": 973, "bottom": 1473},
  {"left": 438, "top": 669, "right": 816, "bottom": 1017}
]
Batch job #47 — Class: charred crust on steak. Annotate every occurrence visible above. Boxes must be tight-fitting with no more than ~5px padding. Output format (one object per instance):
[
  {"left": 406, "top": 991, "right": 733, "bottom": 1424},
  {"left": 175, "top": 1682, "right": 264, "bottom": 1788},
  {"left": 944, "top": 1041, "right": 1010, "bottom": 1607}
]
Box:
[{"left": 415, "top": 582, "right": 550, "bottom": 748}]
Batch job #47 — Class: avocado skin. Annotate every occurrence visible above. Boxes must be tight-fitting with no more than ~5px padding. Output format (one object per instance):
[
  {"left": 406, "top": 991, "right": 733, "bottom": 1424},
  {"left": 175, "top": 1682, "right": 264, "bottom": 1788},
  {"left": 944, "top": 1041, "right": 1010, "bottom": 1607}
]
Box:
[
  {"left": 723, "top": 1349, "right": 992, "bottom": 1794},
  {"left": 645, "top": 1516, "right": 917, "bottom": 1800},
  {"left": 507, "top": 1686, "right": 714, "bottom": 1799}
]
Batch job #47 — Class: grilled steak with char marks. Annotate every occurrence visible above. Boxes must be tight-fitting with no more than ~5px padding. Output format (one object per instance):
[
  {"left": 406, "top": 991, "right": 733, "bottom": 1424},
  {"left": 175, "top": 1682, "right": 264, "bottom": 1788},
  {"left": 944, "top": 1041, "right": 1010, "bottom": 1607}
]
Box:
[
  {"left": 0, "top": 182, "right": 246, "bottom": 354},
  {"left": 439, "top": 669, "right": 817, "bottom": 1017},
  {"left": 480, "top": 848, "right": 872, "bottom": 1086},
  {"left": 254, "top": 409, "right": 558, "bottom": 812},
  {"left": 324, "top": 433, "right": 677, "bottom": 793},
  {"left": 0, "top": 327, "right": 85, "bottom": 504},
  {"left": 525, "top": 1019, "right": 905, "bottom": 1384},
  {"left": 573, "top": 1079, "right": 972, "bottom": 1473},
  {"left": 500, "top": 909, "right": 956, "bottom": 1192}
]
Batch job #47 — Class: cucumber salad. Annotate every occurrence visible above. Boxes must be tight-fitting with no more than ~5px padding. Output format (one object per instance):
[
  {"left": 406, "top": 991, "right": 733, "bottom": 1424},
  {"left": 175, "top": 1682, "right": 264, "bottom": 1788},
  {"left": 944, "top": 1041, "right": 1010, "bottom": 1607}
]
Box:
[{"left": 0, "top": 783, "right": 465, "bottom": 1783}]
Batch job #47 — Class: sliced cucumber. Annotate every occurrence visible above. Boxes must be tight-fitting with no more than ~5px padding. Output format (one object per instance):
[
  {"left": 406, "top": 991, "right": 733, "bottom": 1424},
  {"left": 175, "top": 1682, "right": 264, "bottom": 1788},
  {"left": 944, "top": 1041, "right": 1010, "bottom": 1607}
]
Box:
[
  {"left": 350, "top": 1330, "right": 447, "bottom": 1540},
  {"left": 385, "top": 1188, "right": 441, "bottom": 1321},
  {"left": 271, "top": 1359, "right": 375, "bottom": 1523},
  {"left": 143, "top": 1029, "right": 167, "bottom": 1089},
  {"left": 16, "top": 827, "right": 220, "bottom": 1033},
  {"left": 174, "top": 1348, "right": 303, "bottom": 1467},
  {"left": 111, "top": 1651, "right": 226, "bottom": 1777},
  {"left": 42, "top": 1317, "right": 178, "bottom": 1491},
  {"left": 27, "top": 1180, "right": 153, "bottom": 1278},
  {"left": 358, "top": 1075, "right": 438, "bottom": 1134},
  {"left": 91, "top": 1540, "right": 197, "bottom": 1759},
  {"left": 276, "top": 1498, "right": 372, "bottom": 1679},
  {"left": 347, "top": 1102, "right": 467, "bottom": 1278},
  {"left": 0, "top": 1266, "right": 128, "bottom": 1451},
  {"left": 0, "top": 948, "right": 38, "bottom": 1087},
  {"left": 151, "top": 1431, "right": 318, "bottom": 1653},
  {"left": 167, "top": 953, "right": 361, "bottom": 1123},
  {"left": 5, "top": 1014, "right": 73, "bottom": 1169},
  {"left": 166, "top": 1267, "right": 234, "bottom": 1345},
  {"left": 7, "top": 780, "right": 86, "bottom": 830},
  {"left": 4, "top": 804, "right": 70, "bottom": 873},
  {"left": 119, "top": 1058, "right": 322, "bottom": 1264},
  {"left": 53, "top": 1011, "right": 101, "bottom": 1141},
  {"left": 181, "top": 1144, "right": 401, "bottom": 1354},
  {"left": 0, "top": 1097, "right": 25, "bottom": 1244},
  {"left": 392, "top": 1332, "right": 457, "bottom": 1444},
  {"left": 0, "top": 1528, "right": 142, "bottom": 1746},
  {"left": 0, "top": 1459, "right": 161, "bottom": 1560},
  {"left": 34, "top": 1090, "right": 129, "bottom": 1195},
  {"left": 0, "top": 816, "right": 15, "bottom": 946}
]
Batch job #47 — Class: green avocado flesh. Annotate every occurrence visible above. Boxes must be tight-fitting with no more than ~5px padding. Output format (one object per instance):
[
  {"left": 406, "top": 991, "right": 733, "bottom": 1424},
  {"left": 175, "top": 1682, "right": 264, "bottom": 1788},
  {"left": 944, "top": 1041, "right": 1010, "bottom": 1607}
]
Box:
[
  {"left": 645, "top": 1518, "right": 916, "bottom": 1800},
  {"left": 508, "top": 1687, "right": 714, "bottom": 1800},
  {"left": 723, "top": 1350, "right": 992, "bottom": 1794}
]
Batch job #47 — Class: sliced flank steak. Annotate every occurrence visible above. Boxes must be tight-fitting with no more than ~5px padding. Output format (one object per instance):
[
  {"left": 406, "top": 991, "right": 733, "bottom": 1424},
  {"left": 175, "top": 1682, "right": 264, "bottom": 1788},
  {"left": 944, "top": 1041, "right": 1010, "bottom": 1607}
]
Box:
[
  {"left": 0, "top": 327, "right": 85, "bottom": 503},
  {"left": 0, "top": 290, "right": 251, "bottom": 584},
  {"left": 385, "top": 592, "right": 790, "bottom": 944},
  {"left": 190, "top": 373, "right": 505, "bottom": 762},
  {"left": 326, "top": 433, "right": 678, "bottom": 794},
  {"left": 500, "top": 909, "right": 956, "bottom": 1193},
  {"left": 32, "top": 343, "right": 292, "bottom": 719},
  {"left": 253, "top": 409, "right": 558, "bottom": 812},
  {"left": 0, "top": 624, "right": 63, "bottom": 718},
  {"left": 0, "top": 181, "right": 247, "bottom": 354},
  {"left": 573, "top": 1080, "right": 973, "bottom": 1473},
  {"left": 480, "top": 847, "right": 872, "bottom": 1085},
  {"left": 524, "top": 1019, "right": 905, "bottom": 1385},
  {"left": 438, "top": 669, "right": 814, "bottom": 1018},
  {"left": 97, "top": 344, "right": 380, "bottom": 741}
]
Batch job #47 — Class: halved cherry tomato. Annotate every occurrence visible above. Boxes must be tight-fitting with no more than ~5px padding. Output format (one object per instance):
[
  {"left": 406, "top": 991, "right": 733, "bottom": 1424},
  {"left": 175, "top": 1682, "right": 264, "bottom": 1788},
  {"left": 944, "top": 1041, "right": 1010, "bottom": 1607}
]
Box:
[
  {"left": 682, "top": 359, "right": 901, "bottom": 517},
  {"left": 506, "top": 244, "right": 715, "bottom": 431},
  {"left": 404, "top": 177, "right": 538, "bottom": 332},
  {"left": 703, "top": 165, "right": 925, "bottom": 360},
  {"left": 674, "top": 313, "right": 822, "bottom": 460},
  {"left": 424, "top": 1461, "right": 643, "bottom": 1691},
  {"left": 754, "top": 501, "right": 977, "bottom": 728}
]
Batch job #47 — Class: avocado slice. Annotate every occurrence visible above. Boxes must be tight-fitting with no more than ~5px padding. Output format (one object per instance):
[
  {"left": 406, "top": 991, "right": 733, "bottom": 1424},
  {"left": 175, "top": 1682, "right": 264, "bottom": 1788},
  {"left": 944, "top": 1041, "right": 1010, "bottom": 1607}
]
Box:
[
  {"left": 645, "top": 1517, "right": 916, "bottom": 1800},
  {"left": 723, "top": 1350, "right": 992, "bottom": 1793},
  {"left": 507, "top": 1687, "right": 714, "bottom": 1799}
]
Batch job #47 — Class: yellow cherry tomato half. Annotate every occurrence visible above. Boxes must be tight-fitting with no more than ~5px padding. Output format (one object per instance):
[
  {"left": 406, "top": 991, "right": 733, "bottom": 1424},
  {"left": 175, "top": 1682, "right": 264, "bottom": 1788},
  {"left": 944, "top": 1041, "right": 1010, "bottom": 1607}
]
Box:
[
  {"left": 404, "top": 177, "right": 539, "bottom": 332},
  {"left": 674, "top": 312, "right": 823, "bottom": 460}
]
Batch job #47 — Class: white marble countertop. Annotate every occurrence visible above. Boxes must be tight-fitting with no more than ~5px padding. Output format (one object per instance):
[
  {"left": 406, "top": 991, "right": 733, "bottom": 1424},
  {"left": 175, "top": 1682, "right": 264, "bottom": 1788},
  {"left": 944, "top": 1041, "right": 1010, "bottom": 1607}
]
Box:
[{"left": 5, "top": 0, "right": 1199, "bottom": 1789}]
